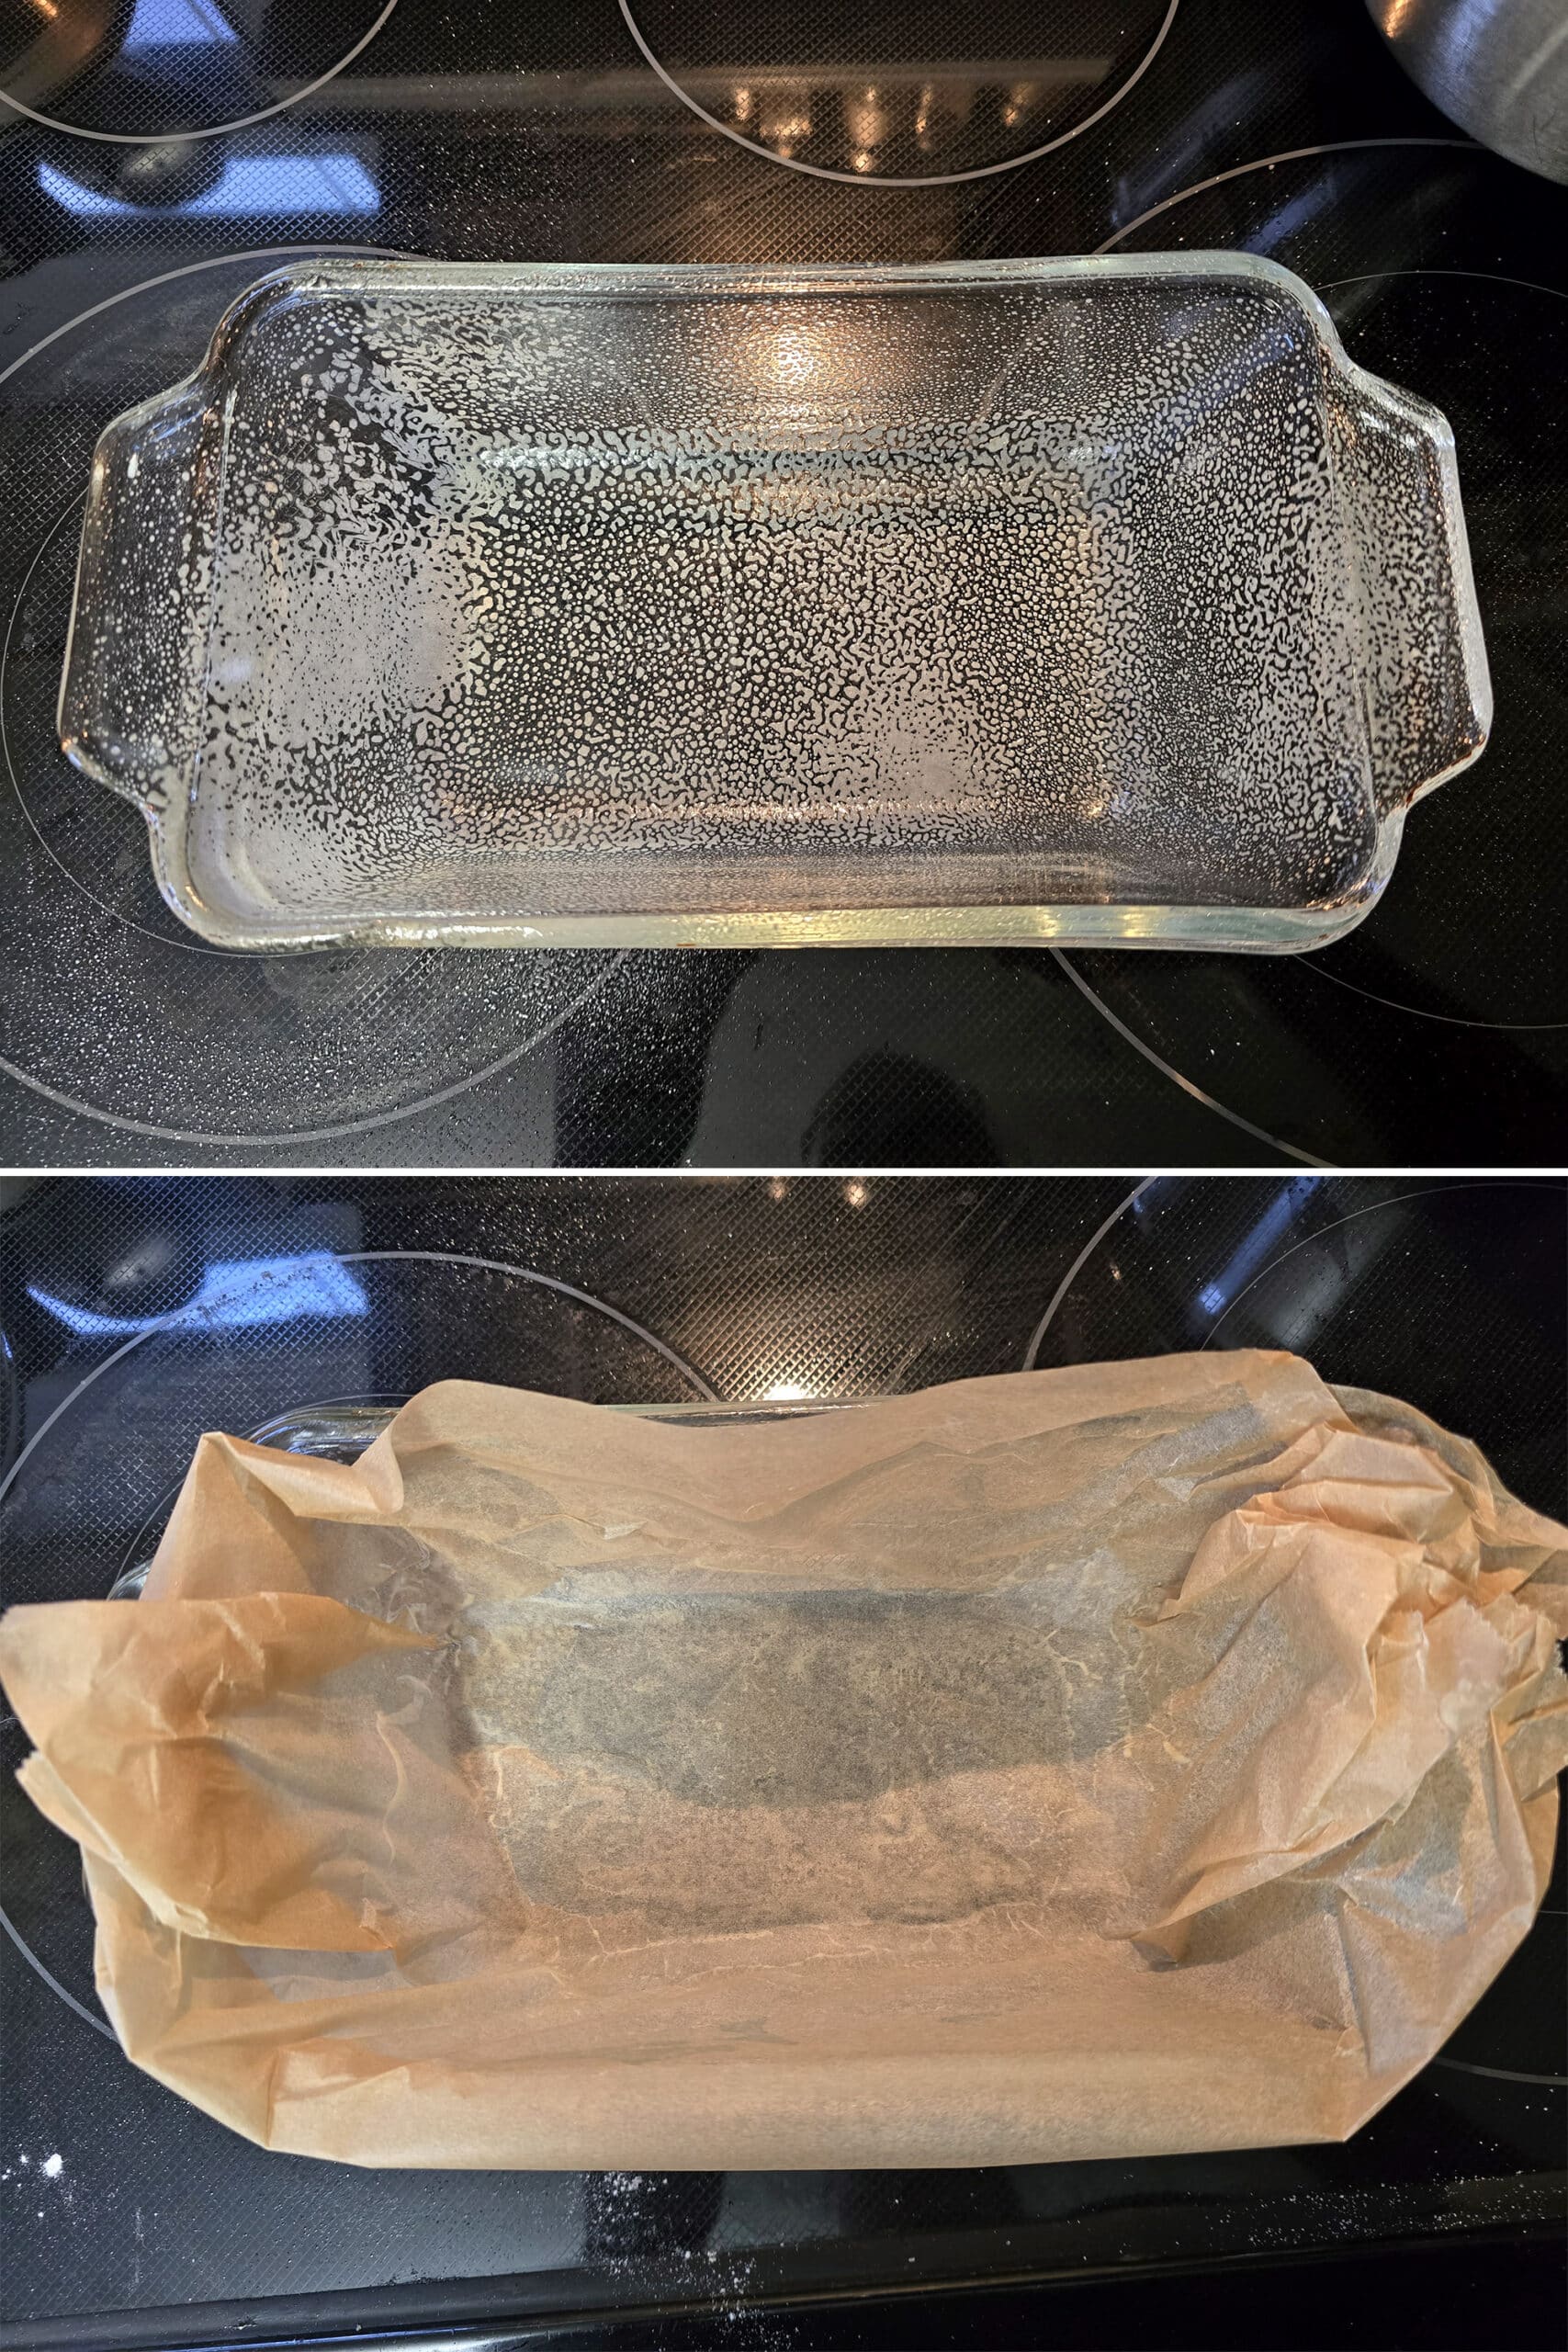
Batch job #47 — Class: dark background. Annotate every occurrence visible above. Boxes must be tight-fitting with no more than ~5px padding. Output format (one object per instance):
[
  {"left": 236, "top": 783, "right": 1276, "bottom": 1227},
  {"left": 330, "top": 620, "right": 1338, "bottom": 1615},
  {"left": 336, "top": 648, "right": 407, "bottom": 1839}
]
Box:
[
  {"left": 1, "top": 0, "right": 1565, "bottom": 1167},
  {"left": 1, "top": 1173, "right": 1563, "bottom": 2347}
]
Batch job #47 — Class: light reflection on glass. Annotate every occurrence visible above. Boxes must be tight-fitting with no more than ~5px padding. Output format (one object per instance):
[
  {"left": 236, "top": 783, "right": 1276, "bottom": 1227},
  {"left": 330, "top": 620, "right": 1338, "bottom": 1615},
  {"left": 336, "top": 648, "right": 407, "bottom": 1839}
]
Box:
[
  {"left": 844, "top": 85, "right": 886, "bottom": 153},
  {"left": 1247, "top": 180, "right": 1339, "bottom": 259},
  {"left": 1194, "top": 1178, "right": 1324, "bottom": 1321},
  {"left": 122, "top": 0, "right": 239, "bottom": 49},
  {"left": 763, "top": 324, "right": 820, "bottom": 383},
  {"left": 29, "top": 1252, "right": 370, "bottom": 1337},
  {"left": 39, "top": 153, "right": 379, "bottom": 217},
  {"left": 758, "top": 93, "right": 810, "bottom": 159}
]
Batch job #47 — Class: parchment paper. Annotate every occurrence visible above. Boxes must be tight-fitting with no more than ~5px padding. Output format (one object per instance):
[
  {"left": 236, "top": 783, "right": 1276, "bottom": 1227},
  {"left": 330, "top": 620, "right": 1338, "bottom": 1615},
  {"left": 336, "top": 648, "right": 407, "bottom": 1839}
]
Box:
[{"left": 3, "top": 1353, "right": 1564, "bottom": 2170}]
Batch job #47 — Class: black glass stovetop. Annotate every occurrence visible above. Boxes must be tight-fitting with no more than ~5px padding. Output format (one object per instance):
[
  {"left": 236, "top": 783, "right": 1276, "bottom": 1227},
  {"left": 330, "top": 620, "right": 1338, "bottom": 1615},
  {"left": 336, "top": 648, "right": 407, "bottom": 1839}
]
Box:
[
  {"left": 2, "top": 1175, "right": 1563, "bottom": 2346},
  {"left": 0, "top": 1, "right": 1564, "bottom": 1169}
]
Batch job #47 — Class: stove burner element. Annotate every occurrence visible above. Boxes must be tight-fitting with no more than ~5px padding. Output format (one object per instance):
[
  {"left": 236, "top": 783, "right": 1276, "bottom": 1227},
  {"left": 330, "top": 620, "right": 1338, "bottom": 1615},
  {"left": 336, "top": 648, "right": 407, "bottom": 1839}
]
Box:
[
  {"left": 618, "top": 0, "right": 1179, "bottom": 185},
  {"left": 0, "top": 250, "right": 624, "bottom": 1144},
  {"left": 0, "top": 0, "right": 399, "bottom": 144},
  {"left": 0, "top": 1246, "right": 716, "bottom": 2030},
  {"left": 1057, "top": 141, "right": 1568, "bottom": 1161},
  {"left": 1027, "top": 1174, "right": 1567, "bottom": 1522}
]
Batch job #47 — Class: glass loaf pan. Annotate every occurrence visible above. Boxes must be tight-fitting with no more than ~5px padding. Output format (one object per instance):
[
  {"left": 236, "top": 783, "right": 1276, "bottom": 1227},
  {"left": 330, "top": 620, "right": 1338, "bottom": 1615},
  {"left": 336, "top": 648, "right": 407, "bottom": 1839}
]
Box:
[
  {"left": 59, "top": 256, "right": 1490, "bottom": 954},
  {"left": 107, "top": 1396, "right": 867, "bottom": 1597}
]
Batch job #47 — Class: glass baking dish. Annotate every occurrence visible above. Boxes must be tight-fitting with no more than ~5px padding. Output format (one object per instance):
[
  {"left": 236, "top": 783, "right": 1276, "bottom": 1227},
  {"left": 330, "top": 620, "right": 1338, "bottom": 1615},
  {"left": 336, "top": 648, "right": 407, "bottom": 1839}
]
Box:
[
  {"left": 59, "top": 256, "right": 1490, "bottom": 954},
  {"left": 107, "top": 1395, "right": 869, "bottom": 1597}
]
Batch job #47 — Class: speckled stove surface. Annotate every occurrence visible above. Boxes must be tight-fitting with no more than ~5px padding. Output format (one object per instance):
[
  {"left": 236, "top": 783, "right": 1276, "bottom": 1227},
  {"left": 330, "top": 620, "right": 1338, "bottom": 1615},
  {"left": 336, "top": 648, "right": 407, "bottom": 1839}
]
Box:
[
  {"left": 1, "top": 1175, "right": 1562, "bottom": 2344},
  {"left": 0, "top": 1, "right": 1564, "bottom": 1165}
]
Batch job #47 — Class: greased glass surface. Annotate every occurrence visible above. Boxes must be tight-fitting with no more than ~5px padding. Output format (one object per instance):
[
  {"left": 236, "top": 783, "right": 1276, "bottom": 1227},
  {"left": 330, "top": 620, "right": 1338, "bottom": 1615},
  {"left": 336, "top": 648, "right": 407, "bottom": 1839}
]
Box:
[{"left": 61, "top": 256, "right": 1488, "bottom": 952}]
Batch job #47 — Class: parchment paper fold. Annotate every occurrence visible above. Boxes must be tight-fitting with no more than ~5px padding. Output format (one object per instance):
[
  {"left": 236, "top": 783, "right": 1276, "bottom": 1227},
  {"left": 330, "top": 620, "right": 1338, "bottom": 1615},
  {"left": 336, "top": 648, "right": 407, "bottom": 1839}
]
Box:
[{"left": 3, "top": 1353, "right": 1564, "bottom": 2169}]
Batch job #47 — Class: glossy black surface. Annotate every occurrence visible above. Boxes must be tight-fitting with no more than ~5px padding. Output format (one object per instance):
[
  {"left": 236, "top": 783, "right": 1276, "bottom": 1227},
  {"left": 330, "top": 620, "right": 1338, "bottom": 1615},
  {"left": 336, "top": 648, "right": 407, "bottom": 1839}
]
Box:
[
  {"left": 1, "top": 0, "right": 1564, "bottom": 1165},
  {"left": 2, "top": 1175, "right": 1562, "bottom": 2345}
]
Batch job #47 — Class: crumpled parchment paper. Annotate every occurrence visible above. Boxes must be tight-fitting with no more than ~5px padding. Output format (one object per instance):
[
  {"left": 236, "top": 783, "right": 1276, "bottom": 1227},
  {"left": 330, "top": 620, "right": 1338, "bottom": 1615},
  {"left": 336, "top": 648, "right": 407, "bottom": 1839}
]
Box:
[{"left": 2, "top": 1352, "right": 1564, "bottom": 2171}]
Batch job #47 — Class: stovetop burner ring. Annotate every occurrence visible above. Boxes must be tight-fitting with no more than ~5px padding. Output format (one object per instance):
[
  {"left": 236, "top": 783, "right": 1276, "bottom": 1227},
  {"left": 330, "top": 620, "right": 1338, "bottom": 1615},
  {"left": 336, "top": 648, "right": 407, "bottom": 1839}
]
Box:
[
  {"left": 616, "top": 0, "right": 1181, "bottom": 187},
  {"left": 0, "top": 248, "right": 633, "bottom": 1148},
  {"left": 0, "top": 0, "right": 400, "bottom": 147},
  {"left": 0, "top": 1246, "right": 719, "bottom": 2038}
]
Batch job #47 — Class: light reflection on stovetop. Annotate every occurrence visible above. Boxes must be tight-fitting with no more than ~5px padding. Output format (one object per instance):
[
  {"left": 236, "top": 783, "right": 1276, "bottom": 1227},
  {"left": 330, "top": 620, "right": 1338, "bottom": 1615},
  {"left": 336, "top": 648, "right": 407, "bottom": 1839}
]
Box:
[{"left": 0, "top": 0, "right": 400, "bottom": 146}]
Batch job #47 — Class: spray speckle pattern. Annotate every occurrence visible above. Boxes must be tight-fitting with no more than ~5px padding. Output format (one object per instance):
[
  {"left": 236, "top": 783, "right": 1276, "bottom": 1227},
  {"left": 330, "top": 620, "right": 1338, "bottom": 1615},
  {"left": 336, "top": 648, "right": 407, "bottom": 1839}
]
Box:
[{"left": 59, "top": 257, "right": 1490, "bottom": 952}]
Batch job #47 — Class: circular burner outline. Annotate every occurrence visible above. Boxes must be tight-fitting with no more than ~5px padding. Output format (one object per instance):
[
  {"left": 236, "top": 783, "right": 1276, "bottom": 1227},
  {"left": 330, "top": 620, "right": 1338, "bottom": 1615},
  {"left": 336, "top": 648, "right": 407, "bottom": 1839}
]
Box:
[
  {"left": 4, "top": 488, "right": 241, "bottom": 954},
  {"left": 0, "top": 1244, "right": 720, "bottom": 2034},
  {"left": 0, "top": 240, "right": 408, "bottom": 390},
  {"left": 1090, "top": 133, "right": 1475, "bottom": 255},
  {"left": 1301, "top": 944, "right": 1568, "bottom": 1032},
  {"left": 1294, "top": 268, "right": 1565, "bottom": 1036},
  {"left": 1020, "top": 1170, "right": 1567, "bottom": 2086},
  {"left": 0, "top": 951, "right": 625, "bottom": 1148},
  {"left": 0, "top": 245, "right": 399, "bottom": 975},
  {"left": 1043, "top": 138, "right": 1567, "bottom": 1142},
  {"left": 0, "top": 0, "right": 400, "bottom": 145},
  {"left": 0, "top": 1246, "right": 718, "bottom": 1537},
  {"left": 1284, "top": 270, "right": 1567, "bottom": 1038},
  {"left": 1195, "top": 1177, "right": 1562, "bottom": 1349},
  {"left": 1047, "top": 952, "right": 1333, "bottom": 1167},
  {"left": 1020, "top": 1175, "right": 1154, "bottom": 1369},
  {"left": 0, "top": 245, "right": 631, "bottom": 1146},
  {"left": 113, "top": 1388, "right": 410, "bottom": 1592},
  {"left": 1100, "top": 181, "right": 1568, "bottom": 1035},
  {"left": 616, "top": 0, "right": 1180, "bottom": 187},
  {"left": 1022, "top": 1173, "right": 1562, "bottom": 1363}
]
